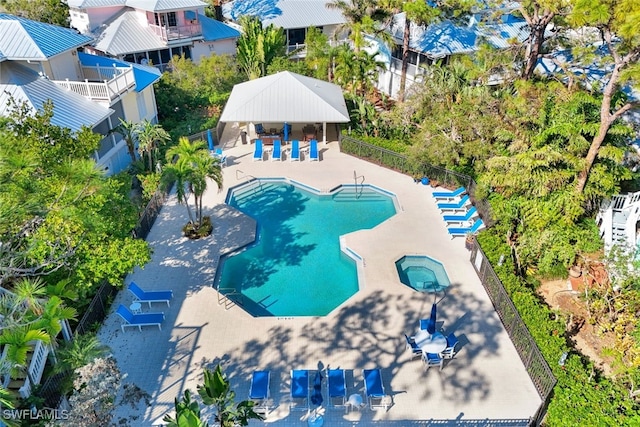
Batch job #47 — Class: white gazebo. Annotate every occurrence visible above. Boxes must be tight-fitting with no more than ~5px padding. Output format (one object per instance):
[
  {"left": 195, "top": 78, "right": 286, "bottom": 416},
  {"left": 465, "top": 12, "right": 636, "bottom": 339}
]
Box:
[{"left": 219, "top": 71, "right": 350, "bottom": 143}]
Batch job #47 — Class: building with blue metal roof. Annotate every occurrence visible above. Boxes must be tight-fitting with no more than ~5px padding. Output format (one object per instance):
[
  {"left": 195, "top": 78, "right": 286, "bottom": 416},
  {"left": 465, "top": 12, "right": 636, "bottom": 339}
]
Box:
[
  {"left": 68, "top": 0, "right": 240, "bottom": 71},
  {"left": 0, "top": 13, "right": 163, "bottom": 176}
]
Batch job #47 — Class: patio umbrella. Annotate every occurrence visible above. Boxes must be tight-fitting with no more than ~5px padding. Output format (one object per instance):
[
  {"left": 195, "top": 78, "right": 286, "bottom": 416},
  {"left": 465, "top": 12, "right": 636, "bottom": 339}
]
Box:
[
  {"left": 426, "top": 302, "right": 437, "bottom": 335},
  {"left": 283, "top": 122, "right": 289, "bottom": 141},
  {"left": 207, "top": 129, "right": 214, "bottom": 151},
  {"left": 310, "top": 370, "right": 323, "bottom": 406}
]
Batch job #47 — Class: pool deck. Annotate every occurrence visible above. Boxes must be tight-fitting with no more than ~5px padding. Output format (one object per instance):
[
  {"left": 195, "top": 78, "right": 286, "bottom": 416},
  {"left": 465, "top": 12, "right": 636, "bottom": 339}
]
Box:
[{"left": 102, "top": 128, "right": 541, "bottom": 426}]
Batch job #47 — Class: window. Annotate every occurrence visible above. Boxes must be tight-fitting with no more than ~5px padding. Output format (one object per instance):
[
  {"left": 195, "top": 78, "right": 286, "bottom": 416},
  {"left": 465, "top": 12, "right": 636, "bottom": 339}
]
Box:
[
  {"left": 155, "top": 12, "right": 177, "bottom": 27},
  {"left": 288, "top": 28, "right": 306, "bottom": 46}
]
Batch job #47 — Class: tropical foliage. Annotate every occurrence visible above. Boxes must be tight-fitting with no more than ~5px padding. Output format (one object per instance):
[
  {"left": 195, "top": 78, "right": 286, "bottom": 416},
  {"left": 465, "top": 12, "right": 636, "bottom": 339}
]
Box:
[{"left": 236, "top": 16, "right": 287, "bottom": 80}]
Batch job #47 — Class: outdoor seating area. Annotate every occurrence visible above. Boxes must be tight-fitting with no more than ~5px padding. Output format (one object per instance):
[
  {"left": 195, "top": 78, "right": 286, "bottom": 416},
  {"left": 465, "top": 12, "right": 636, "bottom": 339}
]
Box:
[
  {"left": 252, "top": 139, "right": 320, "bottom": 161},
  {"left": 431, "top": 187, "right": 485, "bottom": 238},
  {"left": 117, "top": 282, "right": 173, "bottom": 332}
]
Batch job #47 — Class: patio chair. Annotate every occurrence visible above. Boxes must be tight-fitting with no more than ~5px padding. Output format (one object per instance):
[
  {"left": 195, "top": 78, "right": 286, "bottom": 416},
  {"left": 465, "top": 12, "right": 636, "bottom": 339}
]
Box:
[
  {"left": 441, "top": 333, "right": 459, "bottom": 359},
  {"left": 289, "top": 140, "right": 301, "bottom": 161},
  {"left": 437, "top": 195, "right": 471, "bottom": 212},
  {"left": 308, "top": 139, "right": 319, "bottom": 162},
  {"left": 249, "top": 370, "right": 270, "bottom": 414},
  {"left": 442, "top": 206, "right": 478, "bottom": 225},
  {"left": 447, "top": 218, "right": 485, "bottom": 238},
  {"left": 115, "top": 304, "right": 164, "bottom": 332},
  {"left": 363, "top": 369, "right": 389, "bottom": 410},
  {"left": 255, "top": 123, "right": 266, "bottom": 136},
  {"left": 290, "top": 369, "right": 309, "bottom": 411},
  {"left": 271, "top": 140, "right": 282, "bottom": 161},
  {"left": 432, "top": 186, "right": 466, "bottom": 201},
  {"left": 213, "top": 148, "right": 227, "bottom": 167},
  {"left": 253, "top": 140, "right": 263, "bottom": 161},
  {"left": 327, "top": 368, "right": 347, "bottom": 408},
  {"left": 423, "top": 352, "right": 444, "bottom": 371},
  {"left": 404, "top": 334, "right": 422, "bottom": 359},
  {"left": 127, "top": 282, "right": 173, "bottom": 308}
]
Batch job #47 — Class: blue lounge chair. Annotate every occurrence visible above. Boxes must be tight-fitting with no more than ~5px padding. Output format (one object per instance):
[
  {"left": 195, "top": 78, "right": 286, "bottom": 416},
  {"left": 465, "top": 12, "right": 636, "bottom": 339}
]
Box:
[
  {"left": 271, "top": 140, "right": 282, "bottom": 161},
  {"left": 128, "top": 282, "right": 173, "bottom": 308},
  {"left": 327, "top": 368, "right": 347, "bottom": 408},
  {"left": 213, "top": 148, "right": 227, "bottom": 167},
  {"left": 249, "top": 370, "right": 270, "bottom": 414},
  {"left": 423, "top": 352, "right": 444, "bottom": 371},
  {"left": 432, "top": 186, "right": 466, "bottom": 200},
  {"left": 255, "top": 123, "right": 266, "bottom": 135},
  {"left": 442, "top": 206, "right": 478, "bottom": 225},
  {"left": 447, "top": 218, "right": 485, "bottom": 238},
  {"left": 363, "top": 369, "right": 389, "bottom": 410},
  {"left": 441, "top": 333, "right": 459, "bottom": 359},
  {"left": 437, "top": 194, "right": 471, "bottom": 212},
  {"left": 308, "top": 139, "right": 319, "bottom": 162},
  {"left": 404, "top": 334, "right": 422, "bottom": 360},
  {"left": 253, "top": 140, "right": 263, "bottom": 161},
  {"left": 116, "top": 304, "right": 164, "bottom": 332},
  {"left": 289, "top": 139, "right": 301, "bottom": 161},
  {"left": 290, "top": 369, "right": 309, "bottom": 411}
]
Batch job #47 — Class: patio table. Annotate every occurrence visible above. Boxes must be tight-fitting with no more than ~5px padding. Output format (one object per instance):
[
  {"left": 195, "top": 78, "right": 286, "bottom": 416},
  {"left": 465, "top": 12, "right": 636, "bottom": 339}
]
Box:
[{"left": 414, "top": 330, "right": 447, "bottom": 354}]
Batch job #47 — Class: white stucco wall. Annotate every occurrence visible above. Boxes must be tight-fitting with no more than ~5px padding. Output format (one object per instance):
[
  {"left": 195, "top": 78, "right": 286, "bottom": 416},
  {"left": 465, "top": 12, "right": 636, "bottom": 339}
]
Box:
[
  {"left": 48, "top": 51, "right": 83, "bottom": 81},
  {"left": 192, "top": 39, "right": 237, "bottom": 62}
]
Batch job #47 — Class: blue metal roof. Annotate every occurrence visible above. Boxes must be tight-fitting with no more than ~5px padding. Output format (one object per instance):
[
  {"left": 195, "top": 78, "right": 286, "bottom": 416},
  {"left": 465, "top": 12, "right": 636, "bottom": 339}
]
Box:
[
  {"left": 200, "top": 14, "right": 240, "bottom": 41},
  {"left": 0, "top": 62, "right": 113, "bottom": 132},
  {"left": 0, "top": 13, "right": 93, "bottom": 60},
  {"left": 78, "top": 52, "right": 161, "bottom": 92}
]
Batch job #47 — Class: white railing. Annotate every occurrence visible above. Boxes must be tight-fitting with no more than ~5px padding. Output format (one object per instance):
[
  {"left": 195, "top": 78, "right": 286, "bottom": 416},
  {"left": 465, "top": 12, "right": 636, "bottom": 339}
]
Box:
[
  {"left": 52, "top": 66, "right": 135, "bottom": 102},
  {"left": 148, "top": 23, "right": 202, "bottom": 41},
  {"left": 18, "top": 340, "right": 49, "bottom": 398}
]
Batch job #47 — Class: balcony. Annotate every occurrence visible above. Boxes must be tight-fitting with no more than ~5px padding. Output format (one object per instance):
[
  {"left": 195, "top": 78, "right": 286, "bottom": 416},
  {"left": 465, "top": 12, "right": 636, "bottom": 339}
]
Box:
[
  {"left": 149, "top": 23, "right": 203, "bottom": 42},
  {"left": 0, "top": 340, "right": 50, "bottom": 399},
  {"left": 52, "top": 64, "right": 135, "bottom": 103}
]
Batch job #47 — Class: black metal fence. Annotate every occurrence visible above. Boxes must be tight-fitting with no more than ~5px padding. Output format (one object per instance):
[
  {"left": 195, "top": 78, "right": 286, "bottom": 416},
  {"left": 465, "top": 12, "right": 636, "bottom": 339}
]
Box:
[
  {"left": 132, "top": 189, "right": 169, "bottom": 240},
  {"left": 469, "top": 241, "right": 556, "bottom": 426},
  {"left": 339, "top": 136, "right": 493, "bottom": 226}
]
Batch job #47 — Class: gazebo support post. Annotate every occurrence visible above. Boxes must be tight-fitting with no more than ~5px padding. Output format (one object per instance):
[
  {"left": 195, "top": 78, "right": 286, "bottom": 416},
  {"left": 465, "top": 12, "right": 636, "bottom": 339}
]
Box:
[{"left": 322, "top": 122, "right": 327, "bottom": 144}]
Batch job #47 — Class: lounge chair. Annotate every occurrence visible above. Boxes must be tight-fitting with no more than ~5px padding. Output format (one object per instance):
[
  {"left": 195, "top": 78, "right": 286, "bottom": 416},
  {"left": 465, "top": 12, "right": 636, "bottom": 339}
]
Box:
[
  {"left": 308, "top": 139, "right": 319, "bottom": 162},
  {"left": 289, "top": 139, "right": 301, "bottom": 161},
  {"left": 271, "top": 140, "right": 282, "bottom": 161},
  {"left": 404, "top": 334, "right": 422, "bottom": 360},
  {"left": 253, "top": 139, "right": 263, "bottom": 161},
  {"left": 290, "top": 369, "right": 309, "bottom": 411},
  {"left": 363, "top": 369, "right": 389, "bottom": 410},
  {"left": 447, "top": 218, "right": 485, "bottom": 238},
  {"left": 432, "top": 186, "right": 466, "bottom": 201},
  {"left": 116, "top": 304, "right": 164, "bottom": 332},
  {"left": 255, "top": 123, "right": 266, "bottom": 136},
  {"left": 441, "top": 333, "right": 459, "bottom": 359},
  {"left": 437, "top": 195, "right": 471, "bottom": 212},
  {"left": 327, "top": 368, "right": 347, "bottom": 408},
  {"left": 213, "top": 148, "right": 227, "bottom": 167},
  {"left": 442, "top": 206, "right": 478, "bottom": 225},
  {"left": 423, "top": 352, "right": 444, "bottom": 370},
  {"left": 127, "top": 282, "right": 173, "bottom": 308},
  {"left": 249, "top": 370, "right": 270, "bottom": 414}
]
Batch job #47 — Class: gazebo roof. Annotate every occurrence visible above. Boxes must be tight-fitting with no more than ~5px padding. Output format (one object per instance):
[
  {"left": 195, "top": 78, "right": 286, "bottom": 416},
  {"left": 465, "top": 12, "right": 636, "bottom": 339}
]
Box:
[{"left": 219, "top": 71, "right": 350, "bottom": 123}]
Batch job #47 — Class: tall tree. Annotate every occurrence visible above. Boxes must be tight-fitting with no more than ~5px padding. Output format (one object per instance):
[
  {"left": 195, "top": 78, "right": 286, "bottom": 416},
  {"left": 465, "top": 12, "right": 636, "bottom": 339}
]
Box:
[
  {"left": 326, "top": 0, "right": 391, "bottom": 52},
  {"left": 137, "top": 120, "right": 171, "bottom": 172},
  {"left": 236, "top": 16, "right": 286, "bottom": 80},
  {"left": 569, "top": 0, "right": 640, "bottom": 194},
  {"left": 110, "top": 119, "right": 138, "bottom": 164}
]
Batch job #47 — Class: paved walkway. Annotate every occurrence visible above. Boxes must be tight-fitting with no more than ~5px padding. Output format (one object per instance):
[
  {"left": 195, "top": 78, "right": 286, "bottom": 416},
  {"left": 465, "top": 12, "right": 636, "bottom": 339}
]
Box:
[{"left": 102, "top": 128, "right": 541, "bottom": 426}]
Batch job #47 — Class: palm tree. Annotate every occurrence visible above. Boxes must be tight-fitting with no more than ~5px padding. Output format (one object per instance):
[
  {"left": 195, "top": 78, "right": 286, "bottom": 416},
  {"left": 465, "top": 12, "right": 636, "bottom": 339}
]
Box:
[
  {"left": 188, "top": 153, "right": 223, "bottom": 228},
  {"left": 54, "top": 332, "right": 109, "bottom": 375},
  {"left": 110, "top": 119, "right": 138, "bottom": 164},
  {"left": 326, "top": 0, "right": 391, "bottom": 52},
  {"left": 137, "top": 120, "right": 171, "bottom": 172},
  {"left": 236, "top": 16, "right": 286, "bottom": 80}
]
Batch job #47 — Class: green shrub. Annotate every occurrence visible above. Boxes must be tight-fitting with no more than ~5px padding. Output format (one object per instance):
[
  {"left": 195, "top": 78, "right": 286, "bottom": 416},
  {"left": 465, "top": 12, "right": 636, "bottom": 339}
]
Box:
[{"left": 349, "top": 132, "right": 411, "bottom": 154}]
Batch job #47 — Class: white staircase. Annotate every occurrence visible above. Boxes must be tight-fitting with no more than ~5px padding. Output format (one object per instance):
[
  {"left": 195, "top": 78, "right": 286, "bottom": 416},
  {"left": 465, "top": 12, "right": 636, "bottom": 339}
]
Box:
[{"left": 597, "top": 191, "right": 640, "bottom": 251}]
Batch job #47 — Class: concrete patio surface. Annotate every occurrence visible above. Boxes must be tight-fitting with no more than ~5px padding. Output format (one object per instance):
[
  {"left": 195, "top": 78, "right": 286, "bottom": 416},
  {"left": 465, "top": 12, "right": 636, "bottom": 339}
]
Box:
[{"left": 101, "top": 126, "right": 541, "bottom": 426}]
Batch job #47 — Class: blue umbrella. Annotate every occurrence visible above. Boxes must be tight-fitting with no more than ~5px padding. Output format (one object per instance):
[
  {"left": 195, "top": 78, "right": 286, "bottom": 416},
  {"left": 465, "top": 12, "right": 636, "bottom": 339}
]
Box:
[
  {"left": 283, "top": 122, "right": 290, "bottom": 141},
  {"left": 426, "top": 303, "right": 437, "bottom": 335},
  {"left": 310, "top": 371, "right": 323, "bottom": 406},
  {"left": 207, "top": 129, "right": 214, "bottom": 151}
]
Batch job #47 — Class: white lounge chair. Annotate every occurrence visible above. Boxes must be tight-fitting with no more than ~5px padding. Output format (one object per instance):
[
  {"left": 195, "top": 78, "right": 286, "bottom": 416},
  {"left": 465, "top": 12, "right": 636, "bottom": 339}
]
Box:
[{"left": 128, "top": 282, "right": 173, "bottom": 307}]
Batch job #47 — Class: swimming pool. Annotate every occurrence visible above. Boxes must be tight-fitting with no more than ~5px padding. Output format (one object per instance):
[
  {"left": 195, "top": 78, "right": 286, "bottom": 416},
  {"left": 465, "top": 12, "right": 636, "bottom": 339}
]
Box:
[{"left": 216, "top": 179, "right": 397, "bottom": 316}]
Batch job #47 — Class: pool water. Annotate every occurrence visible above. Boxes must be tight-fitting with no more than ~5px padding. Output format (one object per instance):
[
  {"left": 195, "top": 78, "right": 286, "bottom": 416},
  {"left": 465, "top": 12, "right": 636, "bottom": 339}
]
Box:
[
  {"left": 395, "top": 255, "right": 450, "bottom": 292},
  {"left": 217, "top": 181, "right": 396, "bottom": 316}
]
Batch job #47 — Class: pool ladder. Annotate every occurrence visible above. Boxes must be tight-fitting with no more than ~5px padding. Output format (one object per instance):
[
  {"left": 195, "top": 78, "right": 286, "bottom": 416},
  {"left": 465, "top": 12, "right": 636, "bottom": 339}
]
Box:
[
  {"left": 236, "top": 170, "right": 263, "bottom": 194},
  {"left": 217, "top": 287, "right": 244, "bottom": 310},
  {"left": 353, "top": 170, "right": 365, "bottom": 199}
]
